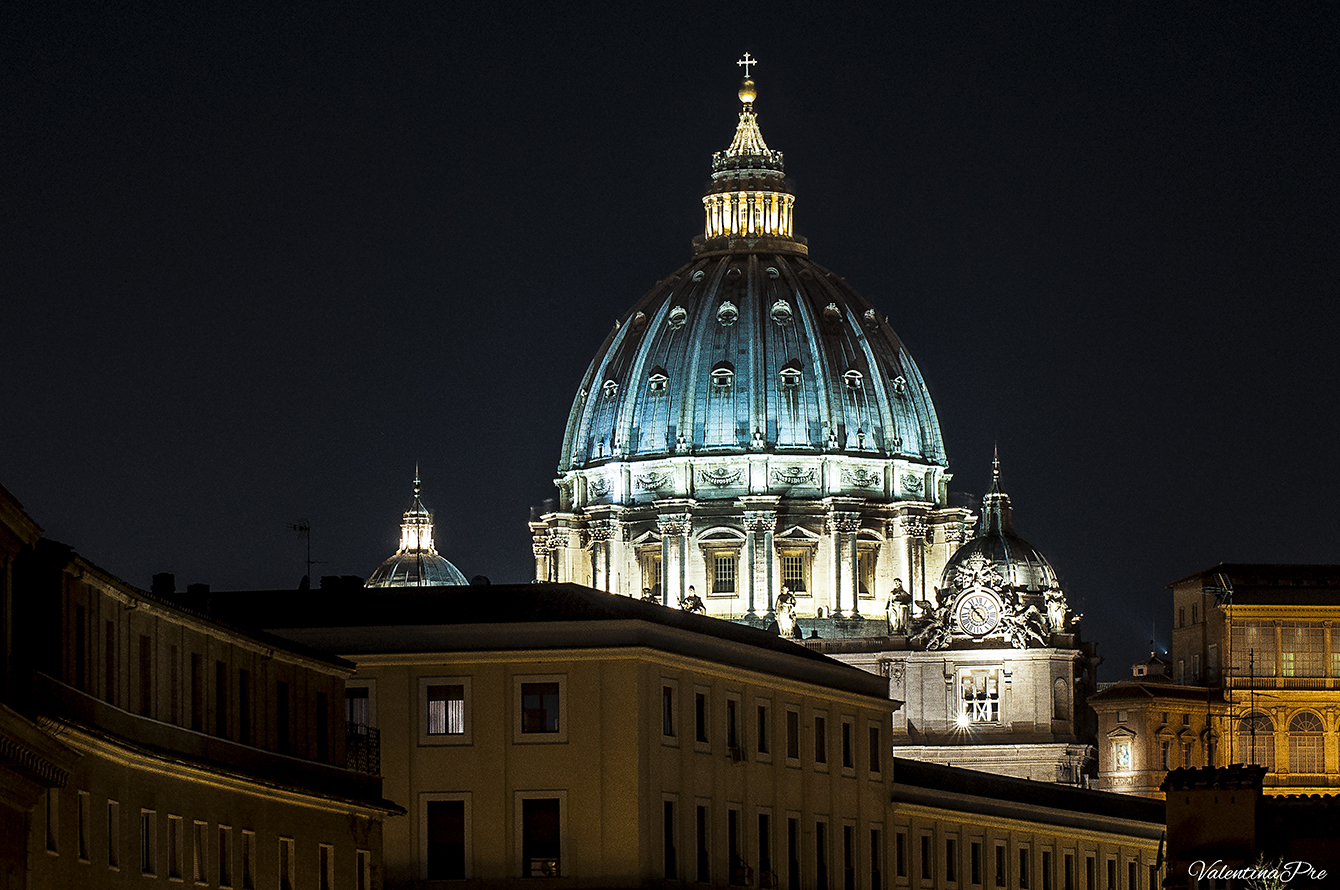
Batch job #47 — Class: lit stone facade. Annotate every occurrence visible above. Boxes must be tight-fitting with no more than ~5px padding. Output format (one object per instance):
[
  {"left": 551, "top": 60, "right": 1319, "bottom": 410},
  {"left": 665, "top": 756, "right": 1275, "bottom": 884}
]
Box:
[{"left": 1093, "top": 563, "right": 1340, "bottom": 799}]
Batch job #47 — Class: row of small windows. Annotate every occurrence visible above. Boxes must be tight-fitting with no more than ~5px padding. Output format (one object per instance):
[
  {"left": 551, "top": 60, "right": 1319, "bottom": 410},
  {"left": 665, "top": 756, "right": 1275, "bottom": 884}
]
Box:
[
  {"left": 603, "top": 366, "right": 909, "bottom": 394},
  {"left": 1230, "top": 620, "right": 1340, "bottom": 678},
  {"left": 892, "top": 832, "right": 1151, "bottom": 890},
  {"left": 660, "top": 685, "right": 882, "bottom": 774},
  {"left": 644, "top": 549, "right": 879, "bottom": 601},
  {"left": 43, "top": 790, "right": 368, "bottom": 890}
]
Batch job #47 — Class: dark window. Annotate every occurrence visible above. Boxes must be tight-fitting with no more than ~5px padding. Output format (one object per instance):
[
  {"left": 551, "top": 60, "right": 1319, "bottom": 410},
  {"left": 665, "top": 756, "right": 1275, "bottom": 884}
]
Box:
[
  {"left": 696, "top": 693, "right": 708, "bottom": 743},
  {"left": 946, "top": 838, "right": 956, "bottom": 883},
  {"left": 139, "top": 635, "right": 153, "bottom": 717},
  {"left": 787, "top": 711, "right": 800, "bottom": 759},
  {"left": 814, "top": 717, "right": 827, "bottom": 763},
  {"left": 1086, "top": 856, "right": 1095, "bottom": 890},
  {"left": 788, "top": 818, "right": 801, "bottom": 890},
  {"left": 1043, "top": 851, "right": 1053, "bottom": 890},
  {"left": 105, "top": 621, "right": 117, "bottom": 706},
  {"left": 842, "top": 722, "right": 853, "bottom": 768},
  {"left": 870, "top": 829, "right": 883, "bottom": 890},
  {"left": 277, "top": 681, "right": 290, "bottom": 754},
  {"left": 1064, "top": 854, "right": 1074, "bottom": 890},
  {"left": 971, "top": 841, "right": 982, "bottom": 885},
  {"left": 316, "top": 691, "right": 329, "bottom": 761},
  {"left": 869, "top": 726, "right": 881, "bottom": 772},
  {"left": 663, "top": 686, "right": 675, "bottom": 737},
  {"left": 843, "top": 825, "right": 855, "bottom": 890},
  {"left": 1127, "top": 861, "right": 1136, "bottom": 890},
  {"left": 74, "top": 605, "right": 87, "bottom": 691},
  {"left": 759, "top": 813, "right": 773, "bottom": 884},
  {"left": 663, "top": 801, "right": 677, "bottom": 879},
  {"left": 168, "top": 646, "right": 179, "bottom": 724},
  {"left": 996, "top": 845, "right": 1007, "bottom": 887},
  {"left": 521, "top": 682, "right": 560, "bottom": 733},
  {"left": 215, "top": 661, "right": 228, "bottom": 738},
  {"left": 697, "top": 806, "right": 710, "bottom": 883},
  {"left": 816, "top": 823, "right": 829, "bottom": 890},
  {"left": 238, "top": 670, "right": 251, "bottom": 744},
  {"left": 726, "top": 699, "right": 739, "bottom": 749},
  {"left": 757, "top": 705, "right": 769, "bottom": 754},
  {"left": 728, "top": 809, "right": 744, "bottom": 885},
  {"left": 921, "top": 835, "right": 931, "bottom": 881},
  {"left": 1107, "top": 859, "right": 1116, "bottom": 890},
  {"left": 895, "top": 832, "right": 906, "bottom": 878},
  {"left": 522, "top": 798, "right": 561, "bottom": 877},
  {"left": 1020, "top": 848, "right": 1030, "bottom": 889},
  {"left": 426, "top": 800, "right": 465, "bottom": 880},
  {"left": 190, "top": 654, "right": 202, "bottom": 731},
  {"left": 346, "top": 687, "right": 370, "bottom": 732},
  {"left": 427, "top": 684, "right": 465, "bottom": 734}
]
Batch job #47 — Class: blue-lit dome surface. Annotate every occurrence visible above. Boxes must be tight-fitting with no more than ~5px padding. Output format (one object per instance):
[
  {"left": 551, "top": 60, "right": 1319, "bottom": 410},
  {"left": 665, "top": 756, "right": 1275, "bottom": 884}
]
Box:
[{"left": 560, "top": 251, "right": 947, "bottom": 474}]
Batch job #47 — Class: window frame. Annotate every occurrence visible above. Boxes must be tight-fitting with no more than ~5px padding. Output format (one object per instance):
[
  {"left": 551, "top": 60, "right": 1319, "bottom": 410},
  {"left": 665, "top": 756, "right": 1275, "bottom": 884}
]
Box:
[
  {"left": 420, "top": 675, "right": 473, "bottom": 745},
  {"left": 514, "top": 790, "right": 567, "bottom": 879},
  {"left": 695, "top": 687, "right": 711, "bottom": 751},
  {"left": 814, "top": 711, "right": 829, "bottom": 769},
  {"left": 514, "top": 674, "right": 569, "bottom": 744},
  {"left": 785, "top": 707, "right": 801, "bottom": 764},
  {"left": 755, "top": 698, "right": 772, "bottom": 761},
  {"left": 840, "top": 717, "right": 856, "bottom": 772},
  {"left": 662, "top": 679, "right": 679, "bottom": 744},
  {"left": 868, "top": 721, "right": 883, "bottom": 775},
  {"left": 140, "top": 808, "right": 157, "bottom": 877},
  {"left": 420, "top": 792, "right": 473, "bottom": 881}
]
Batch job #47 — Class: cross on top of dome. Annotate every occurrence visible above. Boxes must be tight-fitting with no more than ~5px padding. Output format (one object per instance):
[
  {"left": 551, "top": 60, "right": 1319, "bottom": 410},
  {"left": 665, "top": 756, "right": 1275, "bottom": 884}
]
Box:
[{"left": 737, "top": 52, "right": 758, "bottom": 77}]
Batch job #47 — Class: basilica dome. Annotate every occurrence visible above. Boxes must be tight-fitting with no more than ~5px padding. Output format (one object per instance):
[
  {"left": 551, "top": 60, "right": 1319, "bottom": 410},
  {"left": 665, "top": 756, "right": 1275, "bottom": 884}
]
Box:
[
  {"left": 557, "top": 74, "right": 948, "bottom": 509},
  {"left": 367, "top": 472, "right": 467, "bottom": 588}
]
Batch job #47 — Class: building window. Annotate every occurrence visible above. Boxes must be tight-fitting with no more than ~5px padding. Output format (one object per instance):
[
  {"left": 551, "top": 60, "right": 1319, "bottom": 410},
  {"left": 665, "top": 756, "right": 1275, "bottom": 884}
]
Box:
[
  {"left": 871, "top": 828, "right": 884, "bottom": 890},
  {"left": 1191, "top": 603, "right": 1198, "bottom": 624},
  {"left": 1114, "top": 740, "right": 1131, "bottom": 770},
  {"left": 319, "top": 844, "right": 334, "bottom": 890},
  {"left": 728, "top": 808, "right": 745, "bottom": 886},
  {"left": 781, "top": 551, "right": 809, "bottom": 594},
  {"left": 357, "top": 850, "right": 371, "bottom": 890},
  {"left": 218, "top": 826, "right": 232, "bottom": 888},
  {"left": 1238, "top": 712, "right": 1275, "bottom": 770},
  {"left": 814, "top": 714, "right": 828, "bottom": 764},
  {"left": 520, "top": 796, "right": 562, "bottom": 878},
  {"left": 215, "top": 660, "right": 229, "bottom": 738},
  {"left": 279, "top": 837, "right": 295, "bottom": 890},
  {"left": 347, "top": 685, "right": 371, "bottom": 733},
  {"left": 1230, "top": 621, "right": 1277, "bottom": 678},
  {"left": 1042, "top": 851, "right": 1052, "bottom": 890},
  {"left": 1106, "top": 858, "right": 1116, "bottom": 890},
  {"left": 1161, "top": 740, "right": 1169, "bottom": 770},
  {"left": 1281, "top": 622, "right": 1326, "bottom": 677},
  {"left": 786, "top": 709, "right": 801, "bottom": 761},
  {"left": 817, "top": 821, "right": 830, "bottom": 890},
  {"left": 429, "top": 685, "right": 466, "bottom": 734},
  {"left": 841, "top": 719, "right": 854, "bottom": 769},
  {"left": 664, "top": 800, "right": 678, "bottom": 879},
  {"left": 1182, "top": 742, "right": 1193, "bottom": 767},
  {"left": 190, "top": 653, "right": 203, "bottom": 731},
  {"left": 919, "top": 833, "right": 931, "bottom": 881},
  {"left": 641, "top": 550, "right": 664, "bottom": 602},
  {"left": 1064, "top": 853, "right": 1074, "bottom": 890},
  {"left": 663, "top": 684, "right": 677, "bottom": 739},
  {"left": 869, "top": 724, "right": 881, "bottom": 773},
  {"left": 140, "top": 809, "right": 156, "bottom": 876},
  {"left": 1126, "top": 861, "right": 1136, "bottom": 890},
  {"left": 75, "top": 605, "right": 87, "bottom": 691},
  {"left": 242, "top": 830, "right": 256, "bottom": 890},
  {"left": 276, "top": 680, "right": 291, "bottom": 754},
  {"left": 239, "top": 670, "right": 252, "bottom": 744},
  {"left": 105, "top": 621, "right": 117, "bottom": 706},
  {"left": 790, "top": 818, "right": 803, "bottom": 889},
  {"left": 167, "top": 817, "right": 183, "bottom": 881},
  {"left": 426, "top": 800, "right": 467, "bottom": 880},
  {"left": 1289, "top": 711, "right": 1325, "bottom": 773},
  {"left": 759, "top": 813, "right": 774, "bottom": 888},
  {"left": 522, "top": 683, "right": 561, "bottom": 733},
  {"left": 960, "top": 668, "right": 1001, "bottom": 724},
  {"left": 1086, "top": 855, "right": 1095, "bottom": 890},
  {"left": 895, "top": 831, "right": 906, "bottom": 878},
  {"left": 108, "top": 800, "right": 120, "bottom": 870},
  {"left": 995, "top": 843, "right": 1006, "bottom": 887},
  {"left": 726, "top": 697, "right": 741, "bottom": 751},
  {"left": 757, "top": 703, "right": 770, "bottom": 755},
  {"left": 1178, "top": 607, "right": 1184, "bottom": 628},
  {"left": 843, "top": 825, "right": 856, "bottom": 890},
  {"left": 193, "top": 821, "right": 207, "bottom": 885},
  {"left": 1019, "top": 847, "right": 1030, "bottom": 889},
  {"left": 138, "top": 635, "right": 153, "bottom": 718},
  {"left": 945, "top": 837, "right": 957, "bottom": 883},
  {"left": 971, "top": 841, "right": 982, "bottom": 886},
  {"left": 713, "top": 552, "right": 739, "bottom": 595},
  {"left": 696, "top": 690, "right": 709, "bottom": 744},
  {"left": 697, "top": 805, "right": 711, "bottom": 883},
  {"left": 857, "top": 548, "right": 877, "bottom": 598}
]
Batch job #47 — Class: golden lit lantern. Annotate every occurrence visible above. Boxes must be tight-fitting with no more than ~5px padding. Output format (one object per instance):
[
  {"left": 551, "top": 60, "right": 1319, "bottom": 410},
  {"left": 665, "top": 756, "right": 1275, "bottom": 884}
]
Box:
[{"left": 737, "top": 77, "right": 756, "bottom": 105}]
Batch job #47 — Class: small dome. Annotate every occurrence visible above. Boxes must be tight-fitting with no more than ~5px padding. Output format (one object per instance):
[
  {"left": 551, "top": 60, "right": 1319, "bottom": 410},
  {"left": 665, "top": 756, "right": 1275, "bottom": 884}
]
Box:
[
  {"left": 940, "top": 453, "right": 1060, "bottom": 595},
  {"left": 366, "top": 471, "right": 467, "bottom": 588}
]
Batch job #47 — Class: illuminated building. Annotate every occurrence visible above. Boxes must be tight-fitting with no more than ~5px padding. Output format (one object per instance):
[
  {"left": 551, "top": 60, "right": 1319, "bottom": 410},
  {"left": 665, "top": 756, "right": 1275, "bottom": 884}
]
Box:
[
  {"left": 527, "top": 61, "right": 1098, "bottom": 784},
  {"left": 1092, "top": 563, "right": 1340, "bottom": 798},
  {"left": 0, "top": 483, "right": 399, "bottom": 890}
]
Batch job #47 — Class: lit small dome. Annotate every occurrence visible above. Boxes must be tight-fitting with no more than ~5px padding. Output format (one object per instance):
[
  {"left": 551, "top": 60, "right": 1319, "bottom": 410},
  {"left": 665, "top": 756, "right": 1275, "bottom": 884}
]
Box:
[{"left": 366, "top": 471, "right": 467, "bottom": 588}]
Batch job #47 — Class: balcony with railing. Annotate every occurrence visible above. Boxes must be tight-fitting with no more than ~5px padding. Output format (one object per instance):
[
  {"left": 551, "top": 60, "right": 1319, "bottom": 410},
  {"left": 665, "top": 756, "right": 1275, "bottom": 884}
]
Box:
[{"left": 346, "top": 725, "right": 380, "bottom": 776}]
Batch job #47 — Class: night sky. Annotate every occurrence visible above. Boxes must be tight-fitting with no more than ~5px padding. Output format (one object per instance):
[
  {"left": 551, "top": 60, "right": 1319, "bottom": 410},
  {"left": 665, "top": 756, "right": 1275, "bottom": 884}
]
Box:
[{"left": 5, "top": 3, "right": 1337, "bottom": 680}]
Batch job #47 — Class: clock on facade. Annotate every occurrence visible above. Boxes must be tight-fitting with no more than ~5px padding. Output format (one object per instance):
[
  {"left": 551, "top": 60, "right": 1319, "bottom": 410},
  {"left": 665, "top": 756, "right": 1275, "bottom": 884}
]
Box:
[{"left": 956, "top": 592, "right": 1002, "bottom": 637}]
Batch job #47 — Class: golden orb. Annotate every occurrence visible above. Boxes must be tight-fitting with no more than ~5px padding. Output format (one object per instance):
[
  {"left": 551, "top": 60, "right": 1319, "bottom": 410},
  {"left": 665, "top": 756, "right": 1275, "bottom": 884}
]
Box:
[{"left": 738, "top": 78, "right": 757, "bottom": 104}]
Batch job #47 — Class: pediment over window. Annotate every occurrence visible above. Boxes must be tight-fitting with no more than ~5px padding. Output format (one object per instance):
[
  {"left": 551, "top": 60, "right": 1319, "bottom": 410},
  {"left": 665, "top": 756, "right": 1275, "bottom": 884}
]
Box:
[{"left": 1106, "top": 726, "right": 1138, "bottom": 740}]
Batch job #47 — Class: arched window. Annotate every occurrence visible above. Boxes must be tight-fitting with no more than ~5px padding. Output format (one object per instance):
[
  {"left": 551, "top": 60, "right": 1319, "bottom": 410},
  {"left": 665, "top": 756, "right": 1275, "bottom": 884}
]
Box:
[
  {"left": 1288, "top": 712, "right": 1325, "bottom": 774},
  {"left": 779, "top": 360, "right": 802, "bottom": 389},
  {"left": 711, "top": 361, "right": 735, "bottom": 388},
  {"left": 1052, "top": 679, "right": 1069, "bottom": 720},
  {"left": 1237, "top": 713, "right": 1275, "bottom": 771}
]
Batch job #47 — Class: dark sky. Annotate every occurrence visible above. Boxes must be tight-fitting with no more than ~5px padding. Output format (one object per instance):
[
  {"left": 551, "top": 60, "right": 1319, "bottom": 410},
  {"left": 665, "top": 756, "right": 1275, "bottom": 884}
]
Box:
[{"left": 4, "top": 3, "right": 1337, "bottom": 680}]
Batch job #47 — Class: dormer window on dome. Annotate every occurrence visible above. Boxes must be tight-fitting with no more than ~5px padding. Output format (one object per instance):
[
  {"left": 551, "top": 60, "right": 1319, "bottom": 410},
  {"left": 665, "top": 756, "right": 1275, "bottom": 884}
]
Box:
[
  {"left": 711, "top": 361, "right": 735, "bottom": 388},
  {"left": 780, "top": 361, "right": 802, "bottom": 388},
  {"left": 844, "top": 369, "right": 864, "bottom": 389},
  {"left": 667, "top": 305, "right": 688, "bottom": 329},
  {"left": 602, "top": 380, "right": 619, "bottom": 397},
  {"left": 717, "top": 301, "right": 738, "bottom": 326},
  {"left": 648, "top": 367, "right": 668, "bottom": 392},
  {"left": 770, "top": 299, "right": 793, "bottom": 324}
]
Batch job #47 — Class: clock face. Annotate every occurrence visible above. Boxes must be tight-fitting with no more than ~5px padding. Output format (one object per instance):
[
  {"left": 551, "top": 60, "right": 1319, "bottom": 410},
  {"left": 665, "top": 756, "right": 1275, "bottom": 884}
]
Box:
[{"left": 956, "top": 592, "right": 1001, "bottom": 636}]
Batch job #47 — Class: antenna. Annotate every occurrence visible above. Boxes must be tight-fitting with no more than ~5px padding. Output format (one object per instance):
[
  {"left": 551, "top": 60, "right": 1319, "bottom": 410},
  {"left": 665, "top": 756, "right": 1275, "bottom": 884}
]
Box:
[{"left": 287, "top": 520, "right": 325, "bottom": 585}]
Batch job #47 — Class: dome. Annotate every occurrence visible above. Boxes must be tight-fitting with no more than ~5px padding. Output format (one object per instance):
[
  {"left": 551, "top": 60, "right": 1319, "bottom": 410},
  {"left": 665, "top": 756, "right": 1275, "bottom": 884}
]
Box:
[
  {"left": 367, "top": 472, "right": 467, "bottom": 588},
  {"left": 556, "top": 72, "right": 949, "bottom": 509},
  {"left": 940, "top": 452, "right": 1061, "bottom": 596}
]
